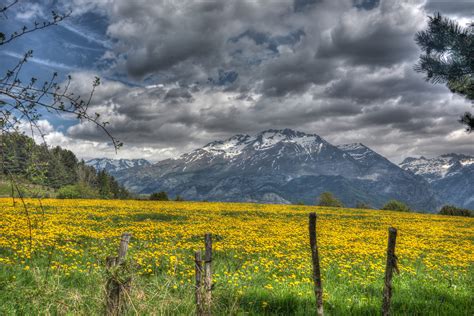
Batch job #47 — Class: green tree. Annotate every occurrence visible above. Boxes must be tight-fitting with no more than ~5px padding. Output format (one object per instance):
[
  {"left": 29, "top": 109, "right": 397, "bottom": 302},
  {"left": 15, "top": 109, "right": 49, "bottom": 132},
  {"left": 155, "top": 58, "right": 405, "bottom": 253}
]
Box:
[
  {"left": 0, "top": 133, "right": 129, "bottom": 199},
  {"left": 150, "top": 191, "right": 169, "bottom": 201},
  {"left": 97, "top": 170, "right": 110, "bottom": 198},
  {"left": 382, "top": 200, "right": 411, "bottom": 212},
  {"left": 317, "top": 192, "right": 344, "bottom": 207},
  {"left": 415, "top": 13, "right": 473, "bottom": 132},
  {"left": 439, "top": 205, "right": 472, "bottom": 217},
  {"left": 57, "top": 184, "right": 98, "bottom": 199}
]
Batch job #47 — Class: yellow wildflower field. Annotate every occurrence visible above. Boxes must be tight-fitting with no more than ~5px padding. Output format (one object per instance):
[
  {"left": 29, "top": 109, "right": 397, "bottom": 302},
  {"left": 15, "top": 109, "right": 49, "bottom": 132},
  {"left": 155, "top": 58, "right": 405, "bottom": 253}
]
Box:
[{"left": 0, "top": 198, "right": 473, "bottom": 315}]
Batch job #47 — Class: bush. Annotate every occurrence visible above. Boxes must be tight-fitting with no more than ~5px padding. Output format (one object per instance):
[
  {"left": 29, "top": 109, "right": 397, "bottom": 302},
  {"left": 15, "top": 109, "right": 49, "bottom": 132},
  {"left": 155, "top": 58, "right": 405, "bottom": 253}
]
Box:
[
  {"left": 149, "top": 191, "right": 169, "bottom": 201},
  {"left": 174, "top": 195, "right": 185, "bottom": 201},
  {"left": 317, "top": 192, "right": 344, "bottom": 207},
  {"left": 57, "top": 184, "right": 98, "bottom": 199},
  {"left": 382, "top": 200, "right": 411, "bottom": 212},
  {"left": 439, "top": 205, "right": 472, "bottom": 217}
]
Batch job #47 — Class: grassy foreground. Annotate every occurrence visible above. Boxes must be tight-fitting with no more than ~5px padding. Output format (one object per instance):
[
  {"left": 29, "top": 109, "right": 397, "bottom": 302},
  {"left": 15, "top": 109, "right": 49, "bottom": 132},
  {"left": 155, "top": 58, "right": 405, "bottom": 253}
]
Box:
[{"left": 0, "top": 198, "right": 472, "bottom": 315}]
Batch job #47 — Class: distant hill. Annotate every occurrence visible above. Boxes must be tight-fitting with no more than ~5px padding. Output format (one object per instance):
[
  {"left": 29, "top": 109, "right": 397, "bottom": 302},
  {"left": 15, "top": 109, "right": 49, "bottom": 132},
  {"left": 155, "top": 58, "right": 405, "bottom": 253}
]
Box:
[
  {"left": 400, "top": 154, "right": 474, "bottom": 209},
  {"left": 114, "top": 129, "right": 439, "bottom": 212},
  {"left": 86, "top": 158, "right": 151, "bottom": 173}
]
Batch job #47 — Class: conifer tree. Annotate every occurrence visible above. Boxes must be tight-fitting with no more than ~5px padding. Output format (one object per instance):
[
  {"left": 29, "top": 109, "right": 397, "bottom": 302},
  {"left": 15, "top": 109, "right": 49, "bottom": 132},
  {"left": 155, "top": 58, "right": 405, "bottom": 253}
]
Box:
[{"left": 415, "top": 13, "right": 473, "bottom": 132}]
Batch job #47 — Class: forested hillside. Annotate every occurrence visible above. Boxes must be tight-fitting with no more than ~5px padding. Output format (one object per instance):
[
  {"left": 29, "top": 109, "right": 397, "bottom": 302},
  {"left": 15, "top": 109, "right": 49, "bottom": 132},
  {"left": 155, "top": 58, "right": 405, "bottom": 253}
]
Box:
[{"left": 0, "top": 133, "right": 129, "bottom": 199}]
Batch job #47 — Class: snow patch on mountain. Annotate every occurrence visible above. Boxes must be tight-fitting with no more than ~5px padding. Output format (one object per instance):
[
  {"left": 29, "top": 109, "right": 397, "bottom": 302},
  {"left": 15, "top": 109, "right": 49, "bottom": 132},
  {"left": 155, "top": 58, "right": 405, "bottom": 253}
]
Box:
[
  {"left": 460, "top": 158, "right": 474, "bottom": 166},
  {"left": 337, "top": 143, "right": 373, "bottom": 161},
  {"left": 399, "top": 155, "right": 464, "bottom": 182},
  {"left": 203, "top": 134, "right": 255, "bottom": 158}
]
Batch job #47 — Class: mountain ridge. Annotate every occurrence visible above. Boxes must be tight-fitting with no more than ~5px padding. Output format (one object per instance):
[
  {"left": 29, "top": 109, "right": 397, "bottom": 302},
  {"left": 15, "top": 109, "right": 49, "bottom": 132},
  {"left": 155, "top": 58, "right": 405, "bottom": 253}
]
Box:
[
  {"left": 400, "top": 154, "right": 474, "bottom": 209},
  {"left": 112, "top": 129, "right": 440, "bottom": 212}
]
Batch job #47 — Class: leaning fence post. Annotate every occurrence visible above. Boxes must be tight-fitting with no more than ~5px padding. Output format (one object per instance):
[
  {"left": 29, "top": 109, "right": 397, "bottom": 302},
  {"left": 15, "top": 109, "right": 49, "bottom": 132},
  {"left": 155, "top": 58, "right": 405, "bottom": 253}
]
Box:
[
  {"left": 195, "top": 251, "right": 203, "bottom": 316},
  {"left": 204, "top": 233, "right": 213, "bottom": 315},
  {"left": 106, "top": 232, "right": 132, "bottom": 316},
  {"left": 309, "top": 213, "right": 324, "bottom": 316},
  {"left": 382, "top": 227, "right": 398, "bottom": 316}
]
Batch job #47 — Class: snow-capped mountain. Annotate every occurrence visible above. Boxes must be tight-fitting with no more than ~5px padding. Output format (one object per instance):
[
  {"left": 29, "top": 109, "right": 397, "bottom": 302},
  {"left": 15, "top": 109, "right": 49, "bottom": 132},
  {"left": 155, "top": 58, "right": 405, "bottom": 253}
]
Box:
[
  {"left": 114, "top": 129, "right": 438, "bottom": 211},
  {"left": 400, "top": 154, "right": 474, "bottom": 182},
  {"left": 86, "top": 158, "right": 151, "bottom": 174},
  {"left": 400, "top": 154, "right": 474, "bottom": 208}
]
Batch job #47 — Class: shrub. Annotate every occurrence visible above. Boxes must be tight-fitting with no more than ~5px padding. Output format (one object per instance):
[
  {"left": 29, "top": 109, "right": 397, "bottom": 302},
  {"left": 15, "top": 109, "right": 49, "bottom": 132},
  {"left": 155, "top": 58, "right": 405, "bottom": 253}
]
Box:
[
  {"left": 149, "top": 191, "right": 169, "bottom": 201},
  {"left": 57, "top": 184, "right": 98, "bottom": 199},
  {"left": 439, "top": 205, "right": 472, "bottom": 217},
  {"left": 382, "top": 200, "right": 411, "bottom": 212},
  {"left": 317, "top": 192, "right": 344, "bottom": 207},
  {"left": 174, "top": 195, "right": 185, "bottom": 201}
]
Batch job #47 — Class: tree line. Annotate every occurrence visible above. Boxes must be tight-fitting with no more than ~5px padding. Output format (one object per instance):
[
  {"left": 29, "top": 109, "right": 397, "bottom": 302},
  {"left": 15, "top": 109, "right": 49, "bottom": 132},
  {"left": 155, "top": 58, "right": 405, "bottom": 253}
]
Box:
[
  {"left": 0, "top": 133, "right": 129, "bottom": 199},
  {"left": 316, "top": 191, "right": 471, "bottom": 216}
]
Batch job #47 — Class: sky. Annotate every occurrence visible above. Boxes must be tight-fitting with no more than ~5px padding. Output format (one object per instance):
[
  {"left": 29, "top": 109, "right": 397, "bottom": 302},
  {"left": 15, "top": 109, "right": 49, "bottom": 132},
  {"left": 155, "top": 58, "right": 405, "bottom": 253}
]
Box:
[{"left": 1, "top": 0, "right": 473, "bottom": 163}]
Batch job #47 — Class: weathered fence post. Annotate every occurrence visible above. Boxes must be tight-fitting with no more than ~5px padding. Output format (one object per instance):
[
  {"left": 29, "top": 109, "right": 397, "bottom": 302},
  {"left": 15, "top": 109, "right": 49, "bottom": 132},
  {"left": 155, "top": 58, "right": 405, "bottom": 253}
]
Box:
[
  {"left": 382, "top": 227, "right": 398, "bottom": 316},
  {"left": 117, "top": 233, "right": 131, "bottom": 264},
  {"left": 309, "top": 212, "right": 324, "bottom": 316},
  {"left": 106, "top": 232, "right": 132, "bottom": 316},
  {"left": 194, "top": 234, "right": 212, "bottom": 316},
  {"left": 195, "top": 251, "right": 204, "bottom": 316},
  {"left": 204, "top": 233, "right": 212, "bottom": 315}
]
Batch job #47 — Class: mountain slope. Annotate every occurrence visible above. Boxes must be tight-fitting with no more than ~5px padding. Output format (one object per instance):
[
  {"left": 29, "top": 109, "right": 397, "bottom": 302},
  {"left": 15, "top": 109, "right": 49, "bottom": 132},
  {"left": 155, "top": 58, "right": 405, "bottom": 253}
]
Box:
[
  {"left": 86, "top": 158, "right": 151, "bottom": 174},
  {"left": 115, "top": 129, "right": 439, "bottom": 211},
  {"left": 400, "top": 154, "right": 474, "bottom": 209}
]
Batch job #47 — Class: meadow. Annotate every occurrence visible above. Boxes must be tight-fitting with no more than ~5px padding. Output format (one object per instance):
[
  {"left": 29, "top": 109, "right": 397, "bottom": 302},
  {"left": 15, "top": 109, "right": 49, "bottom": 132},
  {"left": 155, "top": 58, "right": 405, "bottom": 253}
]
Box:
[{"left": 0, "top": 198, "right": 472, "bottom": 315}]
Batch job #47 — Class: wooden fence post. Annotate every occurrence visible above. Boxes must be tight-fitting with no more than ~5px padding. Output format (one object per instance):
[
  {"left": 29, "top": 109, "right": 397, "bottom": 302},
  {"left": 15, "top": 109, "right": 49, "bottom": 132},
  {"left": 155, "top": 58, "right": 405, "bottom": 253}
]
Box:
[
  {"left": 382, "top": 227, "right": 398, "bottom": 316},
  {"left": 194, "top": 234, "right": 212, "bottom": 316},
  {"left": 195, "top": 251, "right": 203, "bottom": 316},
  {"left": 204, "top": 233, "right": 212, "bottom": 315},
  {"left": 106, "top": 232, "right": 132, "bottom": 316},
  {"left": 117, "top": 233, "right": 131, "bottom": 264},
  {"left": 309, "top": 213, "right": 324, "bottom": 316}
]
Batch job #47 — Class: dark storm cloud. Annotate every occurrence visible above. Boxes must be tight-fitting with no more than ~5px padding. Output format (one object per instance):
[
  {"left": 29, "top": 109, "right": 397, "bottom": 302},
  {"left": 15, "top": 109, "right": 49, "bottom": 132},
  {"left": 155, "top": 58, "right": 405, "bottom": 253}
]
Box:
[
  {"left": 230, "top": 29, "right": 306, "bottom": 54},
  {"left": 324, "top": 64, "right": 448, "bottom": 103},
  {"left": 294, "top": 0, "right": 322, "bottom": 13},
  {"left": 44, "top": 0, "right": 474, "bottom": 162},
  {"left": 108, "top": 1, "right": 232, "bottom": 79},
  {"left": 97, "top": 0, "right": 426, "bottom": 96},
  {"left": 353, "top": 0, "right": 380, "bottom": 10},
  {"left": 164, "top": 88, "right": 193, "bottom": 101},
  {"left": 317, "top": 1, "right": 424, "bottom": 67},
  {"left": 260, "top": 52, "right": 339, "bottom": 96},
  {"left": 318, "top": 26, "right": 419, "bottom": 66}
]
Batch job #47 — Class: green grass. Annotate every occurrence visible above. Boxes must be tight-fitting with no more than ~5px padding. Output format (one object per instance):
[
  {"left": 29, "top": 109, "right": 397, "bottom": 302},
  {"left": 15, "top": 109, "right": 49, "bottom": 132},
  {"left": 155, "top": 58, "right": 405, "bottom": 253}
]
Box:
[
  {"left": 0, "top": 177, "right": 56, "bottom": 198},
  {"left": 0, "top": 252, "right": 472, "bottom": 315}
]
